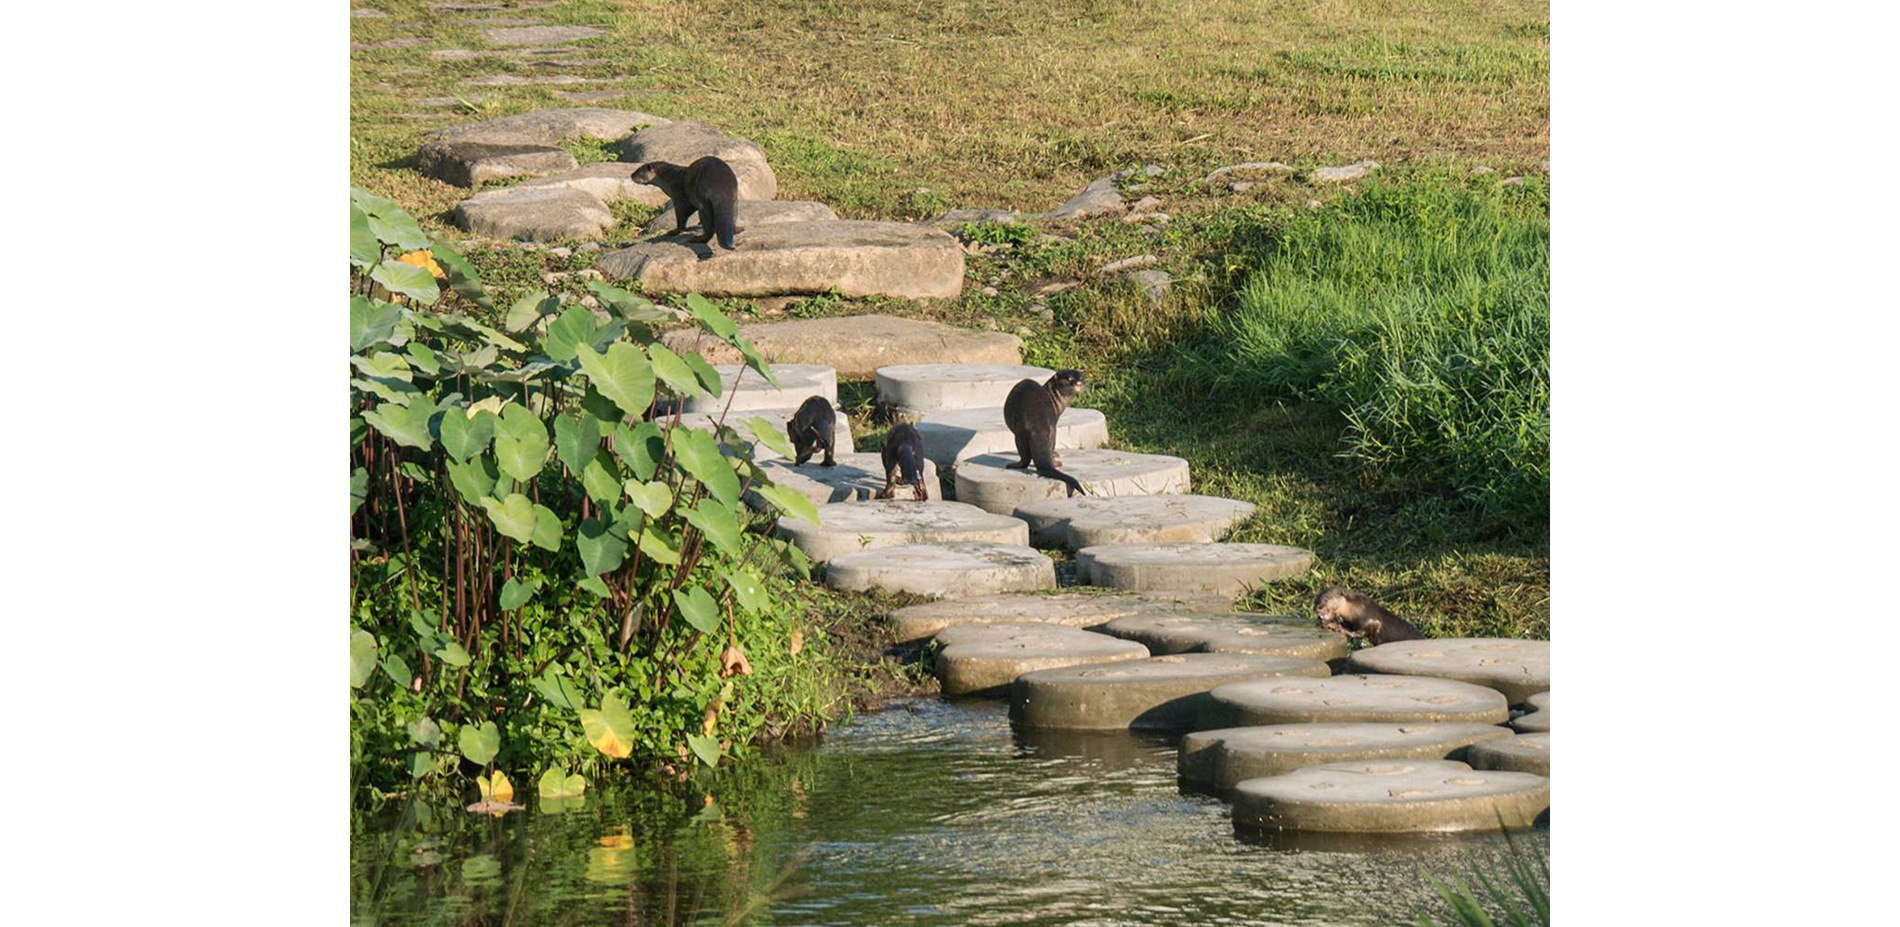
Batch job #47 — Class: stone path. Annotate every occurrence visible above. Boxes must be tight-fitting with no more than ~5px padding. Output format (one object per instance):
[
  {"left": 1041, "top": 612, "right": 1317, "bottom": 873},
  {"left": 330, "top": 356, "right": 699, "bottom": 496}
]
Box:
[
  {"left": 1231, "top": 760, "right": 1548, "bottom": 834},
  {"left": 1077, "top": 542, "right": 1313, "bottom": 595},
  {"left": 1015, "top": 494, "right": 1256, "bottom": 549},
  {"left": 875, "top": 364, "right": 1053, "bottom": 414},
  {"left": 1178, "top": 723, "right": 1515, "bottom": 792},
  {"left": 954, "top": 449, "right": 1191, "bottom": 515},
  {"left": 774, "top": 500, "right": 1028, "bottom": 561},
  {"left": 1097, "top": 612, "right": 1347, "bottom": 662},
  {"left": 824, "top": 542, "right": 1056, "bottom": 598},
  {"left": 1011, "top": 653, "right": 1329, "bottom": 731},
  {"left": 933, "top": 623, "right": 1148, "bottom": 696},
  {"left": 1346, "top": 638, "right": 1550, "bottom": 704},
  {"left": 752, "top": 453, "right": 944, "bottom": 507},
  {"left": 912, "top": 407, "right": 1109, "bottom": 467},
  {"left": 1210, "top": 675, "right": 1510, "bottom": 727}
]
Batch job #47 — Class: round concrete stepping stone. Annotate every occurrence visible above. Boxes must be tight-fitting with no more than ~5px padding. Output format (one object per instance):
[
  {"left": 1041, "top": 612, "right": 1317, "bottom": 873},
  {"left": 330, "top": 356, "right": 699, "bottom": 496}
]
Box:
[
  {"left": 912, "top": 407, "right": 1109, "bottom": 466},
  {"left": 1015, "top": 494, "right": 1256, "bottom": 549},
  {"left": 642, "top": 200, "right": 838, "bottom": 237},
  {"left": 1077, "top": 542, "right": 1313, "bottom": 595},
  {"left": 1179, "top": 722, "right": 1516, "bottom": 791},
  {"left": 888, "top": 591, "right": 1235, "bottom": 643},
  {"left": 659, "top": 315, "right": 1020, "bottom": 379},
  {"left": 452, "top": 185, "right": 612, "bottom": 241},
  {"left": 751, "top": 453, "right": 943, "bottom": 507},
  {"left": 1347, "top": 639, "right": 1550, "bottom": 704},
  {"left": 672, "top": 405, "right": 853, "bottom": 461},
  {"left": 954, "top": 449, "right": 1190, "bottom": 516},
  {"left": 1466, "top": 733, "right": 1549, "bottom": 777},
  {"left": 1230, "top": 760, "right": 1549, "bottom": 834},
  {"left": 618, "top": 120, "right": 777, "bottom": 201},
  {"left": 1011, "top": 653, "right": 1330, "bottom": 732},
  {"left": 1513, "top": 691, "right": 1550, "bottom": 732},
  {"left": 678, "top": 363, "right": 836, "bottom": 414},
  {"left": 598, "top": 221, "right": 965, "bottom": 300},
  {"left": 874, "top": 364, "right": 1054, "bottom": 414},
  {"left": 1098, "top": 612, "right": 1347, "bottom": 662},
  {"left": 1211, "top": 674, "right": 1510, "bottom": 727},
  {"left": 933, "top": 623, "right": 1148, "bottom": 696},
  {"left": 773, "top": 500, "right": 1028, "bottom": 561},
  {"left": 824, "top": 542, "right": 1054, "bottom": 598}
]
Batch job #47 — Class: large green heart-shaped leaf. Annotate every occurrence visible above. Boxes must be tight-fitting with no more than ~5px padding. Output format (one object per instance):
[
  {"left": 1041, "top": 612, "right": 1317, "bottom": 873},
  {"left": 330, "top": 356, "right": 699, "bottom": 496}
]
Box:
[
  {"left": 581, "top": 455, "right": 623, "bottom": 506},
  {"left": 504, "top": 290, "right": 559, "bottom": 333},
  {"left": 681, "top": 499, "right": 743, "bottom": 556},
  {"left": 438, "top": 409, "right": 496, "bottom": 462},
  {"left": 353, "top": 188, "right": 431, "bottom": 251},
  {"left": 362, "top": 397, "right": 439, "bottom": 451},
  {"left": 683, "top": 353, "right": 724, "bottom": 399},
  {"left": 553, "top": 413, "right": 602, "bottom": 474},
  {"left": 350, "top": 467, "right": 369, "bottom": 516},
  {"left": 576, "top": 517, "right": 630, "bottom": 576},
  {"left": 431, "top": 244, "right": 493, "bottom": 311},
  {"left": 646, "top": 343, "right": 701, "bottom": 397},
  {"left": 543, "top": 307, "right": 599, "bottom": 362},
  {"left": 434, "top": 641, "right": 471, "bottom": 667},
  {"left": 371, "top": 259, "right": 440, "bottom": 304},
  {"left": 733, "top": 334, "right": 779, "bottom": 389},
  {"left": 724, "top": 569, "right": 770, "bottom": 615},
  {"left": 493, "top": 404, "right": 550, "bottom": 482},
  {"left": 446, "top": 454, "right": 499, "bottom": 503},
  {"left": 577, "top": 576, "right": 611, "bottom": 598},
  {"left": 458, "top": 720, "right": 501, "bottom": 766},
  {"left": 673, "top": 585, "right": 721, "bottom": 635},
  {"left": 352, "top": 351, "right": 413, "bottom": 382},
  {"left": 576, "top": 342, "right": 655, "bottom": 418},
  {"left": 752, "top": 482, "right": 821, "bottom": 527},
  {"left": 670, "top": 427, "right": 740, "bottom": 507},
  {"left": 530, "top": 670, "right": 584, "bottom": 712},
  {"left": 614, "top": 421, "right": 664, "bottom": 482},
  {"left": 685, "top": 733, "right": 721, "bottom": 769},
  {"left": 530, "top": 503, "right": 562, "bottom": 552},
  {"left": 350, "top": 204, "right": 380, "bottom": 268},
  {"left": 382, "top": 654, "right": 413, "bottom": 690},
  {"left": 580, "top": 386, "right": 623, "bottom": 424},
  {"left": 499, "top": 576, "right": 539, "bottom": 611},
  {"left": 587, "top": 281, "right": 675, "bottom": 323},
  {"left": 624, "top": 479, "right": 672, "bottom": 519},
  {"left": 738, "top": 416, "right": 795, "bottom": 459},
  {"left": 405, "top": 342, "right": 441, "bottom": 377},
  {"left": 578, "top": 692, "right": 637, "bottom": 758},
  {"left": 685, "top": 292, "right": 739, "bottom": 341},
  {"left": 350, "top": 630, "right": 377, "bottom": 688},
  {"left": 480, "top": 493, "right": 538, "bottom": 544},
  {"left": 350, "top": 297, "right": 406, "bottom": 352},
  {"left": 538, "top": 768, "right": 587, "bottom": 799},
  {"left": 406, "top": 716, "right": 442, "bottom": 747},
  {"left": 637, "top": 528, "right": 680, "bottom": 565},
  {"left": 352, "top": 377, "right": 420, "bottom": 406}
]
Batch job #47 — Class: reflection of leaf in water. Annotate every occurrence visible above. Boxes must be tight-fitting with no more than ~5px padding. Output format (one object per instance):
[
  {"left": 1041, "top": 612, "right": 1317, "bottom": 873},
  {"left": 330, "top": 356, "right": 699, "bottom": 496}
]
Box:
[
  {"left": 584, "top": 828, "right": 636, "bottom": 884},
  {"left": 461, "top": 853, "right": 502, "bottom": 887}
]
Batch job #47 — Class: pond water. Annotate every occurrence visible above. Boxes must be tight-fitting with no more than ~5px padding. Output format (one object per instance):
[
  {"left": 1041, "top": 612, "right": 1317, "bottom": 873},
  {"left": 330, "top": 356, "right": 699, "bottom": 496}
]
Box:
[{"left": 352, "top": 698, "right": 1548, "bottom": 926}]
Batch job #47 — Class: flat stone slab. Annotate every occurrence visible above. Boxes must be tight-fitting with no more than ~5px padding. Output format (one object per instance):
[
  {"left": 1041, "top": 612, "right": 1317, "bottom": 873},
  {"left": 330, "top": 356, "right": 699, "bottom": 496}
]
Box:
[
  {"left": 419, "top": 108, "right": 668, "bottom": 186},
  {"left": 598, "top": 221, "right": 965, "bottom": 300},
  {"left": 955, "top": 449, "right": 1190, "bottom": 516},
  {"left": 1078, "top": 543, "right": 1313, "bottom": 595},
  {"left": 513, "top": 162, "right": 672, "bottom": 207},
  {"left": 1513, "top": 691, "right": 1550, "bottom": 733},
  {"left": 484, "top": 25, "right": 603, "bottom": 46},
  {"left": 933, "top": 623, "right": 1148, "bottom": 696},
  {"left": 618, "top": 120, "right": 776, "bottom": 200},
  {"left": 888, "top": 591, "right": 1235, "bottom": 643},
  {"left": 1010, "top": 653, "right": 1330, "bottom": 732},
  {"left": 672, "top": 405, "right": 853, "bottom": 461},
  {"left": 1047, "top": 174, "right": 1125, "bottom": 220},
  {"left": 913, "top": 407, "right": 1109, "bottom": 467},
  {"left": 774, "top": 500, "right": 1028, "bottom": 562},
  {"left": 419, "top": 141, "right": 577, "bottom": 187},
  {"left": 452, "top": 185, "right": 612, "bottom": 241},
  {"left": 1098, "top": 613, "right": 1347, "bottom": 663},
  {"left": 1347, "top": 639, "right": 1551, "bottom": 704},
  {"left": 641, "top": 200, "right": 838, "bottom": 237},
  {"left": 752, "top": 453, "right": 943, "bottom": 507},
  {"left": 825, "top": 542, "right": 1055, "bottom": 599},
  {"left": 677, "top": 363, "right": 836, "bottom": 414},
  {"left": 1179, "top": 723, "right": 1517, "bottom": 792},
  {"left": 660, "top": 315, "right": 1018, "bottom": 378},
  {"left": 1015, "top": 494, "right": 1256, "bottom": 549},
  {"left": 1231, "top": 760, "right": 1549, "bottom": 834},
  {"left": 874, "top": 364, "right": 1054, "bottom": 414},
  {"left": 1211, "top": 675, "right": 1510, "bottom": 727},
  {"left": 1466, "top": 733, "right": 1549, "bottom": 777}
]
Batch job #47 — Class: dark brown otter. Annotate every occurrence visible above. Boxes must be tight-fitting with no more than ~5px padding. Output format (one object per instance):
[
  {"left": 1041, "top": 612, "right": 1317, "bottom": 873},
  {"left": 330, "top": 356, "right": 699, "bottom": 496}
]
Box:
[
  {"left": 629, "top": 156, "right": 739, "bottom": 250},
  {"left": 877, "top": 422, "right": 929, "bottom": 500},
  {"left": 1314, "top": 586, "right": 1427, "bottom": 645},
  {"left": 1002, "top": 369, "right": 1086, "bottom": 497},
  {"left": 788, "top": 395, "right": 837, "bottom": 467}
]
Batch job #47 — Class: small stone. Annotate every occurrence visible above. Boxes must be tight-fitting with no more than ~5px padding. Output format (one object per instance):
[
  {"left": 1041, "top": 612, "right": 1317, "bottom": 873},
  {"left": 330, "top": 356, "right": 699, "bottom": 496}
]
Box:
[
  {"left": 1471, "top": 166, "right": 1496, "bottom": 175},
  {"left": 1229, "top": 181, "right": 1257, "bottom": 193},
  {"left": 1129, "top": 195, "right": 1164, "bottom": 214},
  {"left": 981, "top": 286, "right": 999, "bottom": 297},
  {"left": 1047, "top": 175, "right": 1125, "bottom": 220},
  {"left": 824, "top": 542, "right": 1056, "bottom": 599},
  {"left": 1129, "top": 270, "right": 1172, "bottom": 305},
  {"left": 1502, "top": 176, "right": 1525, "bottom": 187},
  {"left": 930, "top": 208, "right": 1021, "bottom": 231},
  {"left": 577, "top": 241, "right": 602, "bottom": 253},
  {"left": 1031, "top": 303, "right": 1054, "bottom": 322},
  {"left": 1203, "top": 162, "right": 1295, "bottom": 185},
  {"left": 547, "top": 246, "right": 573, "bottom": 259},
  {"left": 1146, "top": 212, "right": 1171, "bottom": 225},
  {"left": 541, "top": 271, "right": 569, "bottom": 285},
  {"left": 574, "top": 268, "right": 601, "bottom": 282},
  {"left": 1028, "top": 277, "right": 1080, "bottom": 297},
  {"left": 1309, "top": 160, "right": 1379, "bottom": 183},
  {"left": 752, "top": 296, "right": 797, "bottom": 313},
  {"left": 1099, "top": 254, "right": 1158, "bottom": 274},
  {"left": 1306, "top": 200, "right": 1321, "bottom": 209},
  {"left": 578, "top": 295, "right": 599, "bottom": 309},
  {"left": 1015, "top": 326, "right": 1034, "bottom": 338}
]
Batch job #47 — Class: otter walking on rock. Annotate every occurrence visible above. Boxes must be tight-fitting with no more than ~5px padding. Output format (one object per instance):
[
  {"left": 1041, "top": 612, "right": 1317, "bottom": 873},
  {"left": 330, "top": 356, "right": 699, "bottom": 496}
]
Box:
[
  {"left": 1002, "top": 369, "right": 1086, "bottom": 497},
  {"left": 877, "top": 423, "right": 929, "bottom": 500},
  {"left": 629, "top": 156, "right": 740, "bottom": 251},
  {"left": 1314, "top": 587, "right": 1427, "bottom": 645},
  {"left": 788, "top": 395, "right": 838, "bottom": 467}
]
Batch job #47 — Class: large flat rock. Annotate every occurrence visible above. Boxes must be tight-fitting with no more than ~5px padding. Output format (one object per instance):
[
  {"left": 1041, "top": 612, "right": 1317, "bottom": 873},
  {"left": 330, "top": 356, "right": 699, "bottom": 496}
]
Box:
[
  {"left": 1010, "top": 653, "right": 1330, "bottom": 732},
  {"left": 513, "top": 162, "right": 672, "bottom": 207},
  {"left": 642, "top": 200, "right": 838, "bottom": 237},
  {"left": 1098, "top": 612, "right": 1348, "bottom": 663},
  {"left": 824, "top": 542, "right": 1055, "bottom": 598},
  {"left": 419, "top": 108, "right": 668, "bottom": 186},
  {"left": 1015, "top": 494, "right": 1257, "bottom": 549},
  {"left": 660, "top": 315, "right": 1019, "bottom": 378},
  {"left": 677, "top": 363, "right": 836, "bottom": 414},
  {"left": 1179, "top": 723, "right": 1516, "bottom": 792},
  {"left": 875, "top": 364, "right": 1054, "bottom": 414},
  {"left": 1513, "top": 691, "right": 1550, "bottom": 733},
  {"left": 887, "top": 591, "right": 1235, "bottom": 643},
  {"left": 1231, "top": 760, "right": 1549, "bottom": 834},
  {"left": 597, "top": 221, "right": 966, "bottom": 300},
  {"left": 913, "top": 407, "right": 1109, "bottom": 467},
  {"left": 618, "top": 120, "right": 777, "bottom": 200},
  {"left": 933, "top": 623, "right": 1148, "bottom": 696},
  {"left": 1211, "top": 675, "right": 1510, "bottom": 727},
  {"left": 774, "top": 500, "right": 1028, "bottom": 561},
  {"left": 752, "top": 452, "right": 942, "bottom": 507},
  {"left": 452, "top": 184, "right": 613, "bottom": 241},
  {"left": 1347, "top": 639, "right": 1551, "bottom": 704},
  {"left": 1466, "top": 733, "right": 1549, "bottom": 777},
  {"left": 955, "top": 449, "right": 1190, "bottom": 516},
  {"left": 1078, "top": 542, "right": 1313, "bottom": 595},
  {"left": 672, "top": 405, "right": 853, "bottom": 461},
  {"left": 419, "top": 141, "right": 577, "bottom": 187}
]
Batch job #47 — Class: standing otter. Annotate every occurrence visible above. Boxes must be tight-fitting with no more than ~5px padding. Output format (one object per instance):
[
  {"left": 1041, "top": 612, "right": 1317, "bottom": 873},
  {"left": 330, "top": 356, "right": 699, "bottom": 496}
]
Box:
[
  {"left": 629, "top": 156, "right": 739, "bottom": 250},
  {"left": 1002, "top": 369, "right": 1086, "bottom": 497},
  {"left": 1313, "top": 587, "right": 1427, "bottom": 645},
  {"left": 788, "top": 395, "right": 838, "bottom": 467},
  {"left": 877, "top": 423, "right": 929, "bottom": 500}
]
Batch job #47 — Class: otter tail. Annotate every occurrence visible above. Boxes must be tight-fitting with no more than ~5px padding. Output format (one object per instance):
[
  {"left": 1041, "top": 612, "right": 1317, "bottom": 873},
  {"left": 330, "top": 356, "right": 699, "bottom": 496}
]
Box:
[
  {"left": 714, "top": 208, "right": 736, "bottom": 250},
  {"left": 1032, "top": 449, "right": 1086, "bottom": 497}
]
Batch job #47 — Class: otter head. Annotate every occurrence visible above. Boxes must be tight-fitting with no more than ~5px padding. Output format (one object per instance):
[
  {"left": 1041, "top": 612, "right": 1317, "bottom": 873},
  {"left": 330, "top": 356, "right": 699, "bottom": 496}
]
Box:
[
  {"left": 628, "top": 162, "right": 672, "bottom": 185},
  {"left": 1047, "top": 369, "right": 1086, "bottom": 401},
  {"left": 1314, "top": 586, "right": 1360, "bottom": 635}
]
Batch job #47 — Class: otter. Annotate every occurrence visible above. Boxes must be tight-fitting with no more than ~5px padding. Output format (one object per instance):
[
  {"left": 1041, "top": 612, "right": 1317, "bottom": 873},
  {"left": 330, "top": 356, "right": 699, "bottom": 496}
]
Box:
[
  {"left": 877, "top": 423, "right": 929, "bottom": 500},
  {"left": 628, "top": 156, "right": 739, "bottom": 250},
  {"left": 788, "top": 395, "right": 838, "bottom": 467},
  {"left": 1313, "top": 587, "right": 1427, "bottom": 645},
  {"left": 1002, "top": 369, "right": 1086, "bottom": 497}
]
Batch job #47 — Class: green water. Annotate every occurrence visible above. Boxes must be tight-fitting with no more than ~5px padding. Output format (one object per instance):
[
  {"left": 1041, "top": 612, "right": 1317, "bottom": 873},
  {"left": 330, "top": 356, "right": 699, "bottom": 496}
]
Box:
[{"left": 352, "top": 698, "right": 1548, "bottom": 926}]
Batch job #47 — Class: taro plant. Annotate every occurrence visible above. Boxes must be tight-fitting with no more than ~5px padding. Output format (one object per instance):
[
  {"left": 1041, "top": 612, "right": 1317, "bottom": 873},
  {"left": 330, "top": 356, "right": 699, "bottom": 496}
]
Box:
[{"left": 349, "top": 188, "right": 825, "bottom": 800}]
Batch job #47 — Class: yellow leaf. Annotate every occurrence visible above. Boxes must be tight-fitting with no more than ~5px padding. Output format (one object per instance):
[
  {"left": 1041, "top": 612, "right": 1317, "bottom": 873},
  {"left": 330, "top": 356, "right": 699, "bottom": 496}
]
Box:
[
  {"left": 789, "top": 627, "right": 804, "bottom": 656},
  {"left": 397, "top": 249, "right": 446, "bottom": 280},
  {"left": 490, "top": 770, "right": 514, "bottom": 804},
  {"left": 597, "top": 830, "right": 634, "bottom": 850}
]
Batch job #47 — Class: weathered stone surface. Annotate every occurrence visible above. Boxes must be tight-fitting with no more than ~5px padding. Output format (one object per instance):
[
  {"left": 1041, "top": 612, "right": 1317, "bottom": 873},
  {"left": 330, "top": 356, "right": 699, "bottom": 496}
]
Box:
[
  {"left": 618, "top": 120, "right": 776, "bottom": 200},
  {"left": 934, "top": 623, "right": 1148, "bottom": 696},
  {"left": 1513, "top": 691, "right": 1550, "bottom": 733},
  {"left": 484, "top": 25, "right": 603, "bottom": 46},
  {"left": 1202, "top": 162, "right": 1296, "bottom": 184},
  {"left": 677, "top": 363, "right": 836, "bottom": 414},
  {"left": 513, "top": 162, "right": 672, "bottom": 207},
  {"left": 672, "top": 404, "right": 853, "bottom": 461},
  {"left": 1012, "top": 653, "right": 1329, "bottom": 731},
  {"left": 825, "top": 542, "right": 1055, "bottom": 598},
  {"left": 419, "top": 141, "right": 577, "bottom": 187},
  {"left": 752, "top": 452, "right": 942, "bottom": 507},
  {"left": 452, "top": 185, "right": 612, "bottom": 241},
  {"left": 912, "top": 406, "right": 1109, "bottom": 467},
  {"left": 1078, "top": 542, "right": 1312, "bottom": 595},
  {"left": 1014, "top": 494, "right": 1256, "bottom": 549},
  {"left": 1347, "top": 639, "right": 1550, "bottom": 704},
  {"left": 931, "top": 208, "right": 1021, "bottom": 230},
  {"left": 1179, "top": 723, "right": 1516, "bottom": 792},
  {"left": 1099, "top": 613, "right": 1347, "bottom": 663},
  {"left": 428, "top": 107, "right": 669, "bottom": 147},
  {"left": 641, "top": 200, "right": 838, "bottom": 237},
  {"left": 1231, "top": 760, "right": 1548, "bottom": 834},
  {"left": 1211, "top": 675, "right": 1510, "bottom": 727},
  {"left": 875, "top": 364, "right": 1054, "bottom": 414},
  {"left": 888, "top": 591, "right": 1233, "bottom": 643},
  {"left": 556, "top": 90, "right": 632, "bottom": 103},
  {"left": 955, "top": 449, "right": 1190, "bottom": 516},
  {"left": 661, "top": 315, "right": 1017, "bottom": 378},
  {"left": 598, "top": 221, "right": 965, "bottom": 300},
  {"left": 1466, "top": 733, "right": 1549, "bottom": 777},
  {"left": 1048, "top": 175, "right": 1126, "bottom": 220},
  {"left": 1100, "top": 254, "right": 1158, "bottom": 274},
  {"left": 774, "top": 500, "right": 1028, "bottom": 561},
  {"left": 1310, "top": 160, "right": 1380, "bottom": 183}
]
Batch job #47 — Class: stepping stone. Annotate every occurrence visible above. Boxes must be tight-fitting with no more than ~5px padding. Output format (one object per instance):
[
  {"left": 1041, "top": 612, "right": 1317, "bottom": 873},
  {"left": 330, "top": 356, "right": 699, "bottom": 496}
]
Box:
[
  {"left": 1210, "top": 675, "right": 1510, "bottom": 727},
  {"left": 419, "top": 108, "right": 669, "bottom": 186},
  {"left": 1178, "top": 723, "right": 1517, "bottom": 792},
  {"left": 672, "top": 405, "right": 853, "bottom": 461},
  {"left": 1015, "top": 494, "right": 1256, "bottom": 549},
  {"left": 1466, "top": 733, "right": 1549, "bottom": 777},
  {"left": 452, "top": 185, "right": 612, "bottom": 241},
  {"left": 1098, "top": 613, "right": 1347, "bottom": 663},
  {"left": 888, "top": 591, "right": 1235, "bottom": 643},
  {"left": 954, "top": 449, "right": 1190, "bottom": 516},
  {"left": 1347, "top": 639, "right": 1550, "bottom": 704},
  {"left": 1513, "top": 691, "right": 1550, "bottom": 733},
  {"left": 677, "top": 363, "right": 836, "bottom": 414},
  {"left": 618, "top": 120, "right": 777, "bottom": 200},
  {"left": 1010, "top": 653, "right": 1330, "bottom": 732},
  {"left": 933, "top": 623, "right": 1148, "bottom": 696},
  {"left": 484, "top": 25, "right": 604, "bottom": 46},
  {"left": 598, "top": 221, "right": 965, "bottom": 300},
  {"left": 1230, "top": 760, "right": 1549, "bottom": 834},
  {"left": 1077, "top": 542, "right": 1312, "bottom": 595},
  {"left": 660, "top": 315, "right": 1019, "bottom": 378},
  {"left": 751, "top": 453, "right": 943, "bottom": 507},
  {"left": 874, "top": 364, "right": 1054, "bottom": 414},
  {"left": 773, "top": 500, "right": 1028, "bottom": 561},
  {"left": 511, "top": 162, "right": 671, "bottom": 207},
  {"left": 641, "top": 200, "right": 838, "bottom": 237},
  {"left": 420, "top": 142, "right": 577, "bottom": 188},
  {"left": 912, "top": 407, "right": 1109, "bottom": 466},
  {"left": 824, "top": 542, "right": 1054, "bottom": 598}
]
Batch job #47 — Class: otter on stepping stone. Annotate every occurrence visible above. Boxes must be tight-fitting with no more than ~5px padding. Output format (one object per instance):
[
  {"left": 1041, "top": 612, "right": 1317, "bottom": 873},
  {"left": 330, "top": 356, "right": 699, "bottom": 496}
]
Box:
[
  {"left": 1077, "top": 543, "right": 1313, "bottom": 595},
  {"left": 1210, "top": 674, "right": 1510, "bottom": 727},
  {"left": 773, "top": 500, "right": 1027, "bottom": 562},
  {"left": 1230, "top": 759, "right": 1549, "bottom": 834},
  {"left": 913, "top": 407, "right": 1110, "bottom": 467},
  {"left": 1178, "top": 722, "right": 1516, "bottom": 792},
  {"left": 1098, "top": 612, "right": 1348, "bottom": 663},
  {"left": 887, "top": 591, "right": 1234, "bottom": 643},
  {"left": 933, "top": 623, "right": 1149, "bottom": 697},
  {"left": 672, "top": 406, "right": 854, "bottom": 462},
  {"left": 1465, "top": 733, "right": 1550, "bottom": 777},
  {"left": 1010, "top": 653, "right": 1330, "bottom": 732},
  {"left": 752, "top": 452, "right": 941, "bottom": 507},
  {"left": 630, "top": 157, "right": 739, "bottom": 252},
  {"left": 1346, "top": 639, "right": 1551, "bottom": 705},
  {"left": 824, "top": 542, "right": 1055, "bottom": 599},
  {"left": 955, "top": 449, "right": 1190, "bottom": 516}
]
